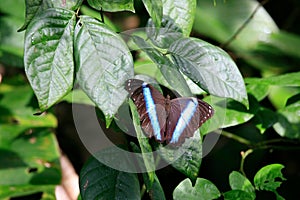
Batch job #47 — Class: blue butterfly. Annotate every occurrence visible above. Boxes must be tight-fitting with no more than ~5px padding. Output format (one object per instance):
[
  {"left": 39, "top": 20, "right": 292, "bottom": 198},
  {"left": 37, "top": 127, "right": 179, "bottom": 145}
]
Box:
[{"left": 126, "top": 79, "right": 214, "bottom": 145}]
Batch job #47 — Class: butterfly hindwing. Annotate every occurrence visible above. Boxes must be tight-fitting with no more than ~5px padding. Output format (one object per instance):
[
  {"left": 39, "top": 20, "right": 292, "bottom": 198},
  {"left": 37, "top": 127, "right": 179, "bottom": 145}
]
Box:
[
  {"left": 126, "top": 79, "right": 166, "bottom": 142},
  {"left": 166, "top": 98, "right": 214, "bottom": 144}
]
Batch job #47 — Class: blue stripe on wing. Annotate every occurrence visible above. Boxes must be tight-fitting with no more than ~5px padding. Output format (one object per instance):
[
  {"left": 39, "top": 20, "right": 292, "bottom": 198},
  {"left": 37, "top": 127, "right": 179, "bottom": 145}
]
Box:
[
  {"left": 169, "top": 98, "right": 198, "bottom": 144},
  {"left": 142, "top": 83, "right": 162, "bottom": 141}
]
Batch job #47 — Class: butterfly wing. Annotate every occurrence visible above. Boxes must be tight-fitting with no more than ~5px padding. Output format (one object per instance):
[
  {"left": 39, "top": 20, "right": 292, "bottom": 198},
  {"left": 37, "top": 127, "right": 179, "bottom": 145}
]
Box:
[
  {"left": 166, "top": 97, "right": 214, "bottom": 145},
  {"left": 125, "top": 79, "right": 167, "bottom": 142}
]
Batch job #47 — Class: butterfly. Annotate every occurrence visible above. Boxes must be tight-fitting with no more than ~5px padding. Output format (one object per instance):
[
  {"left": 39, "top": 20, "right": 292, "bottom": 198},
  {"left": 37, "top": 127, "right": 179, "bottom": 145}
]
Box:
[{"left": 125, "top": 79, "right": 214, "bottom": 145}]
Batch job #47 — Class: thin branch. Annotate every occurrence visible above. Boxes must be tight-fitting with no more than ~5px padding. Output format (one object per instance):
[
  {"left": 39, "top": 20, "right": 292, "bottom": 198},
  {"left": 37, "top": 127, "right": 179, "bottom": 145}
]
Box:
[
  {"left": 219, "top": 130, "right": 252, "bottom": 146},
  {"left": 220, "top": 0, "right": 269, "bottom": 49}
]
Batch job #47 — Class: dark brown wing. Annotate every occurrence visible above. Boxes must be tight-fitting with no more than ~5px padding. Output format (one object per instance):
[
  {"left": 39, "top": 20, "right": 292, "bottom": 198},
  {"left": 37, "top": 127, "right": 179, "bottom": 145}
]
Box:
[
  {"left": 166, "top": 97, "right": 214, "bottom": 145},
  {"left": 125, "top": 79, "right": 167, "bottom": 142}
]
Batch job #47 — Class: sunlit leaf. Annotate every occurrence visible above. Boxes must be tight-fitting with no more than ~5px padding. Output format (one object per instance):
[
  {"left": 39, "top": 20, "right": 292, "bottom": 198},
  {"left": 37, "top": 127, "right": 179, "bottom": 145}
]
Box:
[
  {"left": 24, "top": 8, "right": 76, "bottom": 111},
  {"left": 74, "top": 16, "right": 134, "bottom": 123},
  {"left": 19, "top": 0, "right": 82, "bottom": 31},
  {"left": 169, "top": 37, "right": 248, "bottom": 107},
  {"left": 254, "top": 164, "right": 286, "bottom": 192},
  {"left": 162, "top": 0, "right": 196, "bottom": 37},
  {"left": 173, "top": 178, "right": 220, "bottom": 200}
]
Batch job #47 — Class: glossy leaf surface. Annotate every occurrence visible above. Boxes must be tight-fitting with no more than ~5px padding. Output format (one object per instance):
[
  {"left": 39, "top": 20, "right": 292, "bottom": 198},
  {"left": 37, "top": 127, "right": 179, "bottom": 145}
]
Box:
[{"left": 24, "top": 8, "right": 75, "bottom": 111}]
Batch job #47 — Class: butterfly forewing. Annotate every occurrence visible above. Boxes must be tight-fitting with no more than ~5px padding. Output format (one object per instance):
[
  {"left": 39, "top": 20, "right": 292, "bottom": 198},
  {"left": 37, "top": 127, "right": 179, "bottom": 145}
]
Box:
[{"left": 126, "top": 79, "right": 166, "bottom": 142}]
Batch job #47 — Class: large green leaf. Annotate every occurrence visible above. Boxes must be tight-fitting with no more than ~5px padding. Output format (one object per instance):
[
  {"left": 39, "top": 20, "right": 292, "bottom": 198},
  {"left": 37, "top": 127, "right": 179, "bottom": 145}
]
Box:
[
  {"left": 24, "top": 8, "right": 75, "bottom": 111},
  {"left": 79, "top": 154, "right": 140, "bottom": 200},
  {"left": 132, "top": 35, "right": 192, "bottom": 97},
  {"left": 146, "top": 16, "right": 183, "bottom": 49},
  {"left": 74, "top": 16, "right": 134, "bottom": 123},
  {"left": 142, "top": 0, "right": 162, "bottom": 28},
  {"left": 19, "top": 0, "right": 82, "bottom": 31},
  {"left": 162, "top": 0, "right": 196, "bottom": 37},
  {"left": 87, "top": 0, "right": 134, "bottom": 12},
  {"left": 254, "top": 164, "right": 286, "bottom": 192},
  {"left": 168, "top": 37, "right": 248, "bottom": 106},
  {"left": 173, "top": 178, "right": 220, "bottom": 200}
]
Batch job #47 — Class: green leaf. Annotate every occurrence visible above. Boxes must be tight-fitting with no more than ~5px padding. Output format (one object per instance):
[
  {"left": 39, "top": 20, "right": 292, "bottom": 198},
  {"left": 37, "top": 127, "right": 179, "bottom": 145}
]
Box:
[
  {"left": 223, "top": 190, "right": 254, "bottom": 200},
  {"left": 254, "top": 164, "right": 286, "bottom": 192},
  {"left": 19, "top": 0, "right": 82, "bottom": 31},
  {"left": 162, "top": 0, "right": 196, "bottom": 37},
  {"left": 229, "top": 171, "right": 255, "bottom": 200},
  {"left": 87, "top": 0, "right": 134, "bottom": 12},
  {"left": 245, "top": 72, "right": 300, "bottom": 87},
  {"left": 158, "top": 130, "right": 202, "bottom": 182},
  {"left": 74, "top": 16, "right": 134, "bottom": 122},
  {"left": 129, "top": 99, "right": 155, "bottom": 183},
  {"left": 202, "top": 94, "right": 259, "bottom": 133},
  {"left": 132, "top": 35, "right": 192, "bottom": 97},
  {"left": 253, "top": 107, "right": 278, "bottom": 134},
  {"left": 246, "top": 83, "right": 269, "bottom": 102},
  {"left": 142, "top": 0, "right": 162, "bottom": 28},
  {"left": 168, "top": 37, "right": 248, "bottom": 107},
  {"left": 146, "top": 16, "right": 183, "bottom": 49},
  {"left": 173, "top": 178, "right": 221, "bottom": 200},
  {"left": 24, "top": 8, "right": 76, "bottom": 111},
  {"left": 273, "top": 99, "right": 300, "bottom": 139},
  {"left": 79, "top": 154, "right": 140, "bottom": 200},
  {"left": 0, "top": 128, "right": 61, "bottom": 199}
]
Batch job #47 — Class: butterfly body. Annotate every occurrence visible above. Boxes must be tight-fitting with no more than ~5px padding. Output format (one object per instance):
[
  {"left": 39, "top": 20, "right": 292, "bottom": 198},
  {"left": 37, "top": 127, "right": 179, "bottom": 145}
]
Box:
[{"left": 126, "top": 79, "right": 214, "bottom": 145}]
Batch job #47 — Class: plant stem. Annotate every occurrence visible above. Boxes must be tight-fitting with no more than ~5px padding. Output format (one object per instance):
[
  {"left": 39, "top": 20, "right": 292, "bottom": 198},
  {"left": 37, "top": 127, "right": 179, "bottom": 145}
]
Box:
[
  {"left": 219, "top": 130, "right": 252, "bottom": 146},
  {"left": 240, "top": 149, "right": 253, "bottom": 176}
]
